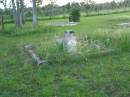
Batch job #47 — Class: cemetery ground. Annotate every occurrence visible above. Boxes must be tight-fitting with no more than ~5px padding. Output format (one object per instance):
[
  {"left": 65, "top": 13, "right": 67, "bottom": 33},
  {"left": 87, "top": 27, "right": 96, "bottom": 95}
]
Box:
[{"left": 0, "top": 12, "right": 130, "bottom": 97}]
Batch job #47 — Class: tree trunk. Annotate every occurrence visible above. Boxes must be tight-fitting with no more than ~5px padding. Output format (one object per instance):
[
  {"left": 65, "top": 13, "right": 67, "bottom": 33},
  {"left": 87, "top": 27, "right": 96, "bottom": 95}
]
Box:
[
  {"left": 12, "top": 0, "right": 24, "bottom": 27},
  {"left": 16, "top": 0, "right": 21, "bottom": 27},
  {"left": 32, "top": 0, "right": 38, "bottom": 27},
  {"left": 11, "top": 0, "right": 17, "bottom": 26},
  {"left": 20, "top": 0, "right": 25, "bottom": 24}
]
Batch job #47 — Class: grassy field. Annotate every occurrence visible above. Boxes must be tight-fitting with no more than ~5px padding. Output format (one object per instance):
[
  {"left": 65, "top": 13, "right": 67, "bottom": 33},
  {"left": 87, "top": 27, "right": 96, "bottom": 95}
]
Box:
[{"left": 0, "top": 12, "right": 130, "bottom": 97}]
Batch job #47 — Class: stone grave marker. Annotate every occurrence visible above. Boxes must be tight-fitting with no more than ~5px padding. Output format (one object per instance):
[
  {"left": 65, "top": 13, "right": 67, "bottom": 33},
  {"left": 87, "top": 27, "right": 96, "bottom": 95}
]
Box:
[{"left": 63, "top": 30, "right": 77, "bottom": 53}]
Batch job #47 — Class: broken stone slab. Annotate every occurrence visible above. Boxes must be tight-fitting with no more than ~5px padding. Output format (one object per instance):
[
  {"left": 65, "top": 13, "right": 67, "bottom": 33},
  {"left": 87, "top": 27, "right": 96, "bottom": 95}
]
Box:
[{"left": 24, "top": 45, "right": 45, "bottom": 65}]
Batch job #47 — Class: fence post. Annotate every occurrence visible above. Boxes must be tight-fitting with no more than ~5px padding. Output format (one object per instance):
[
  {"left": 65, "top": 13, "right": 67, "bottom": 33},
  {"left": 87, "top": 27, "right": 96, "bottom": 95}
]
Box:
[{"left": 0, "top": 15, "right": 4, "bottom": 31}]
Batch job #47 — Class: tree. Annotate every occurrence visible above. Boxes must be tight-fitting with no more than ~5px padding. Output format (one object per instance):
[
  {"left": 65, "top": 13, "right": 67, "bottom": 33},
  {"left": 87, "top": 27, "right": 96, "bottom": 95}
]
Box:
[
  {"left": 11, "top": 0, "right": 25, "bottom": 27},
  {"left": 0, "top": 13, "right": 4, "bottom": 31},
  {"left": 47, "top": 0, "right": 57, "bottom": 19},
  {"left": 123, "top": 0, "right": 130, "bottom": 7},
  {"left": 66, "top": 3, "right": 71, "bottom": 13},
  {"left": 83, "top": 0, "right": 91, "bottom": 16},
  {"left": 19, "top": 0, "right": 25, "bottom": 24},
  {"left": 32, "top": 0, "right": 38, "bottom": 26},
  {"left": 16, "top": 0, "right": 21, "bottom": 27},
  {"left": 0, "top": 0, "right": 7, "bottom": 30},
  {"left": 31, "top": 0, "right": 42, "bottom": 26},
  {"left": 110, "top": 0, "right": 117, "bottom": 9},
  {"left": 11, "top": 0, "right": 17, "bottom": 26},
  {"left": 36, "top": 0, "right": 42, "bottom": 6},
  {"left": 70, "top": 8, "right": 80, "bottom": 22}
]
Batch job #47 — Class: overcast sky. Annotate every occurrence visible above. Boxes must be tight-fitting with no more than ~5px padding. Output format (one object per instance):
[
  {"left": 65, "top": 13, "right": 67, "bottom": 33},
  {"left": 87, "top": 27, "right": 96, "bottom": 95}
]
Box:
[
  {"left": 0, "top": 0, "right": 123, "bottom": 8},
  {"left": 45, "top": 0, "right": 123, "bottom": 6}
]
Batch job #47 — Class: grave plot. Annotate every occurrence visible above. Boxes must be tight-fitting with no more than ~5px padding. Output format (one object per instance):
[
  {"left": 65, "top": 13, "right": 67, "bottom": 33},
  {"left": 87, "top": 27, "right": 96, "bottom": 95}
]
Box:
[
  {"left": 78, "top": 38, "right": 115, "bottom": 57},
  {"left": 51, "top": 31, "right": 116, "bottom": 63},
  {"left": 117, "top": 22, "right": 130, "bottom": 27},
  {"left": 21, "top": 31, "right": 116, "bottom": 65},
  {"left": 48, "top": 21, "right": 78, "bottom": 27},
  {"left": 48, "top": 8, "right": 80, "bottom": 27},
  {"left": 58, "top": 30, "right": 115, "bottom": 56},
  {"left": 116, "top": 16, "right": 130, "bottom": 27}
]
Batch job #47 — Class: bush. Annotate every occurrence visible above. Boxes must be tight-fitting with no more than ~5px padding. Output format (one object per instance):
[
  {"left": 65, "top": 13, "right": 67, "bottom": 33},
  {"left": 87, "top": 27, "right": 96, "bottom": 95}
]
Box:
[{"left": 69, "top": 8, "right": 80, "bottom": 22}]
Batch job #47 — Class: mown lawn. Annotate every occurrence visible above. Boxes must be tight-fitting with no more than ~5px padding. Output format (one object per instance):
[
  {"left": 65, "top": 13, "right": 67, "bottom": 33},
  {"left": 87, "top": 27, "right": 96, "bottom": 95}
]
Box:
[{"left": 0, "top": 12, "right": 130, "bottom": 97}]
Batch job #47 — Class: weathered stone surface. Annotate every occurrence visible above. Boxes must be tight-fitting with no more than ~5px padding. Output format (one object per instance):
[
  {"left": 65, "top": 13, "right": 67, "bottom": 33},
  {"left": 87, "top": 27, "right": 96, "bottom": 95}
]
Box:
[
  {"left": 63, "top": 30, "right": 77, "bottom": 53},
  {"left": 24, "top": 45, "right": 45, "bottom": 65}
]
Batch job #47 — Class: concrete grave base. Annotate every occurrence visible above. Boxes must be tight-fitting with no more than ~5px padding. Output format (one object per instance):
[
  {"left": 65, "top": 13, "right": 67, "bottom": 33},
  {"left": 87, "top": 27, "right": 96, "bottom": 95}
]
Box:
[
  {"left": 117, "top": 22, "right": 130, "bottom": 27},
  {"left": 49, "top": 22, "right": 79, "bottom": 27}
]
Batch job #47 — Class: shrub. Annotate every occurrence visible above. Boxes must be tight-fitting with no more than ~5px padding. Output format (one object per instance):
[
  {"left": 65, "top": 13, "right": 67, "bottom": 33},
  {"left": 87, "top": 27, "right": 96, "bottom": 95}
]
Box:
[{"left": 69, "top": 8, "right": 80, "bottom": 22}]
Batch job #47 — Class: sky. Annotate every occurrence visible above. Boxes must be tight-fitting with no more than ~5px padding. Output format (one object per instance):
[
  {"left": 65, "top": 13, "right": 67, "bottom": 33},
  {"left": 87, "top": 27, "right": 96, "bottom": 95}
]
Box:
[
  {"left": 0, "top": 0, "right": 124, "bottom": 9},
  {"left": 44, "top": 0, "right": 123, "bottom": 6}
]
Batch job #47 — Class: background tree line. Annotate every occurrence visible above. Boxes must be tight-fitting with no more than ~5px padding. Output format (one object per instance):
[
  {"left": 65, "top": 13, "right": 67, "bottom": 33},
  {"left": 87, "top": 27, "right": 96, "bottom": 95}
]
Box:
[
  {"left": 27, "top": 0, "right": 130, "bottom": 17},
  {"left": 0, "top": 0, "right": 130, "bottom": 29}
]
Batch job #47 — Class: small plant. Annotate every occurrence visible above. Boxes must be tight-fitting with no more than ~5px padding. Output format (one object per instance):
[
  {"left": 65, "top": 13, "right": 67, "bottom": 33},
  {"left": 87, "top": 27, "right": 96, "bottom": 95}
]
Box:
[{"left": 69, "top": 8, "right": 80, "bottom": 22}]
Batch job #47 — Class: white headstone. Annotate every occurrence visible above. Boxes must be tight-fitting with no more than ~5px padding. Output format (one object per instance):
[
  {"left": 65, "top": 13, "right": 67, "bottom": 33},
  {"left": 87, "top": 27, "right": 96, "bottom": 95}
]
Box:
[{"left": 63, "top": 31, "right": 77, "bottom": 53}]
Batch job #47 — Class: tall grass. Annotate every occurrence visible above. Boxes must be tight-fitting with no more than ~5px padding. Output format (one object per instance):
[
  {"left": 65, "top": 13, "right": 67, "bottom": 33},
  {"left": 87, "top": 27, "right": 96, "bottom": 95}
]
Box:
[{"left": 1, "top": 12, "right": 130, "bottom": 97}]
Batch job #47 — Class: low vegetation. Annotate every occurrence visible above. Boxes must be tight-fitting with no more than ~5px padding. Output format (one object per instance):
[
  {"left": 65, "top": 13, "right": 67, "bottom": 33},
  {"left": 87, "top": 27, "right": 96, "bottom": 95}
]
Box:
[{"left": 0, "top": 11, "right": 130, "bottom": 97}]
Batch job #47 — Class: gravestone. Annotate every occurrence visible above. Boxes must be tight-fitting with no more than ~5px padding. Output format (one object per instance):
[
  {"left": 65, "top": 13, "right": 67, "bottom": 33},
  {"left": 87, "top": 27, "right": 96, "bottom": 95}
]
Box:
[{"left": 63, "top": 30, "right": 77, "bottom": 53}]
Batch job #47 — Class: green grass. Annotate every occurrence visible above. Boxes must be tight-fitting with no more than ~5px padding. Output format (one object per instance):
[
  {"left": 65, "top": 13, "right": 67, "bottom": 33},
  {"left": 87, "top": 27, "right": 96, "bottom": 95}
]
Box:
[{"left": 0, "top": 11, "right": 130, "bottom": 97}]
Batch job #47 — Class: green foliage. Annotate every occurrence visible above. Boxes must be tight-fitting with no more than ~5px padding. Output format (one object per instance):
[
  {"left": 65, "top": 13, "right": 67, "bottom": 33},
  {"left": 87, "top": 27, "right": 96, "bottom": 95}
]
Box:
[{"left": 69, "top": 8, "right": 80, "bottom": 22}]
